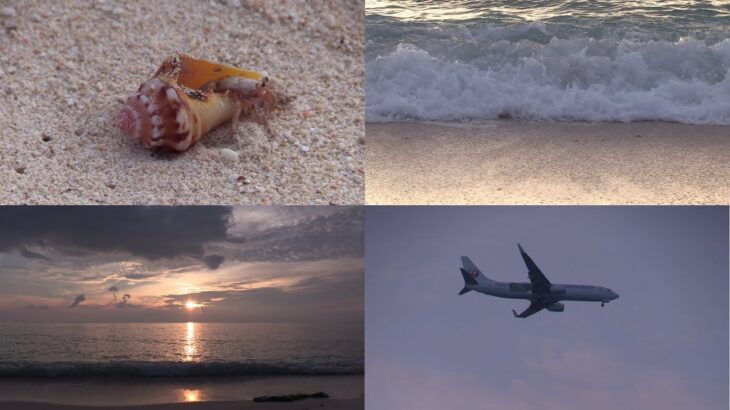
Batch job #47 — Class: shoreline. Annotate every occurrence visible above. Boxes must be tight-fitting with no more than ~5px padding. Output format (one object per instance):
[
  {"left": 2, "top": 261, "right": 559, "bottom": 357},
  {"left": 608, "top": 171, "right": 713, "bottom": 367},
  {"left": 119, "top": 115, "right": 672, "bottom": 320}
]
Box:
[
  {"left": 0, "top": 399, "right": 363, "bottom": 410},
  {"left": 0, "top": 375, "right": 363, "bottom": 408},
  {"left": 366, "top": 120, "right": 730, "bottom": 205}
]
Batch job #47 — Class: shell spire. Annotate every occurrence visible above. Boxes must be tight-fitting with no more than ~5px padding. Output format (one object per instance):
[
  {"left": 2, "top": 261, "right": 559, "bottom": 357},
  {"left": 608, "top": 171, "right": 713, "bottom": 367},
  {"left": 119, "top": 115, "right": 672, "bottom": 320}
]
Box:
[{"left": 117, "top": 53, "right": 288, "bottom": 152}]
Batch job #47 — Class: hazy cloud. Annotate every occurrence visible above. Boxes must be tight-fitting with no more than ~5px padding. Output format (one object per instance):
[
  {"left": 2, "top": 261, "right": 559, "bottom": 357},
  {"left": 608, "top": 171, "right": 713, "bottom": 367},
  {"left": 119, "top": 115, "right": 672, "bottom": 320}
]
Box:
[
  {"left": 117, "top": 294, "right": 131, "bottom": 308},
  {"left": 203, "top": 255, "right": 225, "bottom": 270},
  {"left": 69, "top": 294, "right": 85, "bottom": 308},
  {"left": 234, "top": 207, "right": 364, "bottom": 262},
  {"left": 19, "top": 247, "right": 50, "bottom": 261}
]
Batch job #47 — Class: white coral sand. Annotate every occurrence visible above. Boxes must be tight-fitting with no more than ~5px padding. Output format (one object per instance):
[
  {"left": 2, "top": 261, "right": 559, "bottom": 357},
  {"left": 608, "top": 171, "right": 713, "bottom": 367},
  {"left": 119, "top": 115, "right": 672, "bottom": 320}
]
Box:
[{"left": 0, "top": 0, "right": 364, "bottom": 204}]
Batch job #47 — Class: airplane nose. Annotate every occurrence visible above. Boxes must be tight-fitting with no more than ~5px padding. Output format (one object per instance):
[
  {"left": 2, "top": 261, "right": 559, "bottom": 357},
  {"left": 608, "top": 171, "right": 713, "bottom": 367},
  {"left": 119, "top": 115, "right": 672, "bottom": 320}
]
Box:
[{"left": 611, "top": 291, "right": 619, "bottom": 300}]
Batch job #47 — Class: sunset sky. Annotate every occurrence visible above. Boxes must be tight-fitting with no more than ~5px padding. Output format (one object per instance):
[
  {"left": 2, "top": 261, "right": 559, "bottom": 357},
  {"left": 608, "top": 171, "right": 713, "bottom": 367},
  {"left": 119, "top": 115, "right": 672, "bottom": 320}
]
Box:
[{"left": 0, "top": 206, "right": 363, "bottom": 323}]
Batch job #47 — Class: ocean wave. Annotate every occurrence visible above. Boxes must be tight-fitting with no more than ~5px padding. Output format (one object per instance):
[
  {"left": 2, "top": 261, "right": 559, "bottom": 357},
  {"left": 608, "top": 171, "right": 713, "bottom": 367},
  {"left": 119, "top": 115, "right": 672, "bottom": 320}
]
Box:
[
  {"left": 0, "top": 361, "right": 364, "bottom": 378},
  {"left": 365, "top": 37, "right": 730, "bottom": 124}
]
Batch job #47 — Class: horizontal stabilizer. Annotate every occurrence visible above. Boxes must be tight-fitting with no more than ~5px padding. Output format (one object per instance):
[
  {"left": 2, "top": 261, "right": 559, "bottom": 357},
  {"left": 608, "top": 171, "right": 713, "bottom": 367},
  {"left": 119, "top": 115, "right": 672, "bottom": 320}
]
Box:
[{"left": 458, "top": 286, "right": 472, "bottom": 295}]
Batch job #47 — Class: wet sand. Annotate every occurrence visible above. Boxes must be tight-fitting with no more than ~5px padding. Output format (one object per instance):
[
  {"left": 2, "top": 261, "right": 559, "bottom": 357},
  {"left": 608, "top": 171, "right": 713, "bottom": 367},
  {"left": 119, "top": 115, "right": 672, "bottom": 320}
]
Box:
[
  {"left": 366, "top": 121, "right": 730, "bottom": 204},
  {"left": 0, "top": 375, "right": 363, "bottom": 409},
  {"left": 0, "top": 0, "right": 363, "bottom": 204}
]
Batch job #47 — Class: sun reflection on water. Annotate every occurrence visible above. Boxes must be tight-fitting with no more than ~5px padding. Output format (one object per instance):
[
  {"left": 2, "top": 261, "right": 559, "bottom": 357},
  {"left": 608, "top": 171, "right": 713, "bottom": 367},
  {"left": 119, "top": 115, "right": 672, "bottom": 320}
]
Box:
[{"left": 184, "top": 322, "right": 197, "bottom": 362}]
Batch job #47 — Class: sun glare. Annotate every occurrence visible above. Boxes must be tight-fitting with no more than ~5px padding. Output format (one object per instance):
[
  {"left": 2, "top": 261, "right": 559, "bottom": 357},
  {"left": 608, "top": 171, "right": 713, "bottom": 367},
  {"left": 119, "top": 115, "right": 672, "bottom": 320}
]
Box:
[
  {"left": 181, "top": 388, "right": 201, "bottom": 402},
  {"left": 185, "top": 300, "right": 201, "bottom": 310}
]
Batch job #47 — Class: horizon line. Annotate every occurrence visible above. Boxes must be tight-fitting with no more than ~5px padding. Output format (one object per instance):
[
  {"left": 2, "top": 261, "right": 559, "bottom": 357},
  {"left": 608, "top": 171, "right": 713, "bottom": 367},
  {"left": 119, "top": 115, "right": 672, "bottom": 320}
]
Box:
[{"left": 0, "top": 320, "right": 365, "bottom": 324}]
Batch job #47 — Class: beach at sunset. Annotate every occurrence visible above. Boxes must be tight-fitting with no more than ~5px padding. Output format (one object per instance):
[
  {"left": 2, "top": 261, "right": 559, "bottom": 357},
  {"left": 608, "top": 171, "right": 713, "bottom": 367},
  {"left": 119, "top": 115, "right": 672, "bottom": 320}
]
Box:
[
  {"left": 0, "top": 207, "right": 364, "bottom": 409},
  {"left": 0, "top": 375, "right": 363, "bottom": 409},
  {"left": 0, "top": 398, "right": 362, "bottom": 410}
]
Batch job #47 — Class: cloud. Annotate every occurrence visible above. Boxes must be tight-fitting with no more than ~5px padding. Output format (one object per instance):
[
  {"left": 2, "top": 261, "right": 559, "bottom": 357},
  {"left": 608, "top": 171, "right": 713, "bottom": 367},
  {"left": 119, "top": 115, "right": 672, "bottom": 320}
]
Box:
[
  {"left": 232, "top": 207, "right": 364, "bottom": 262},
  {"left": 159, "top": 268, "right": 363, "bottom": 322},
  {"left": 69, "top": 294, "right": 85, "bottom": 308},
  {"left": 108, "top": 286, "right": 119, "bottom": 305},
  {"left": 203, "top": 255, "right": 225, "bottom": 269},
  {"left": 122, "top": 273, "right": 156, "bottom": 280},
  {"left": 19, "top": 247, "right": 50, "bottom": 261},
  {"left": 117, "top": 294, "right": 131, "bottom": 308},
  {"left": 367, "top": 359, "right": 515, "bottom": 410},
  {"left": 0, "top": 206, "right": 233, "bottom": 261},
  {"left": 0, "top": 206, "right": 365, "bottom": 323}
]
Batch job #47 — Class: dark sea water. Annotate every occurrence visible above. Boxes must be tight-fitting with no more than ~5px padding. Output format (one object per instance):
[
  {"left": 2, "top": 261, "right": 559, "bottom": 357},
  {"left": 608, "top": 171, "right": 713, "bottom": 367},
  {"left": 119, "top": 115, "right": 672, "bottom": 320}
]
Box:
[
  {"left": 366, "top": 0, "right": 730, "bottom": 124},
  {"left": 0, "top": 322, "right": 363, "bottom": 378}
]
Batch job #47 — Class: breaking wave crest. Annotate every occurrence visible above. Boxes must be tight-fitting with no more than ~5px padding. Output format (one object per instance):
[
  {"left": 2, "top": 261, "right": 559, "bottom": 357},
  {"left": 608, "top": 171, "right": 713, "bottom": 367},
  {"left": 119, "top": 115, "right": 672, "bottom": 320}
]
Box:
[{"left": 365, "top": 36, "right": 730, "bottom": 124}]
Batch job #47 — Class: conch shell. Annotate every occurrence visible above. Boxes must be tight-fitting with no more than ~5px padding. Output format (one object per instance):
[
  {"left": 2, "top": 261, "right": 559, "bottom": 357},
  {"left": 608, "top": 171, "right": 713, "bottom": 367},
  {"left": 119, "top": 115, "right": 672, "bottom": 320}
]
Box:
[{"left": 117, "top": 53, "right": 288, "bottom": 152}]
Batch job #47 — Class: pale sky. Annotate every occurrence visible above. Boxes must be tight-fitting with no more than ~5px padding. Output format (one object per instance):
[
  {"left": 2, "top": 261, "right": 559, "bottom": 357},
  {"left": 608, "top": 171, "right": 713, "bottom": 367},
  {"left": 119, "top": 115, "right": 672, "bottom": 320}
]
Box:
[
  {"left": 366, "top": 206, "right": 728, "bottom": 410},
  {"left": 0, "top": 206, "right": 363, "bottom": 323}
]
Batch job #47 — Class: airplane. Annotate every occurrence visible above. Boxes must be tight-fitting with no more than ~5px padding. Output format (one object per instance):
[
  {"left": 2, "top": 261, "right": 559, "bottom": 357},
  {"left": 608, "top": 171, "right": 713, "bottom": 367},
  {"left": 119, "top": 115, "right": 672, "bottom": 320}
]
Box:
[{"left": 458, "top": 244, "right": 619, "bottom": 318}]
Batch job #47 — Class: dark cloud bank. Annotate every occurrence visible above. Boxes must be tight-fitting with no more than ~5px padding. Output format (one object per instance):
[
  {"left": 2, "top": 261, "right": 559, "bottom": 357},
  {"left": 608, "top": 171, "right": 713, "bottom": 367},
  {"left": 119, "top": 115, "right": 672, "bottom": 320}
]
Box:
[{"left": 0, "top": 206, "right": 232, "bottom": 261}]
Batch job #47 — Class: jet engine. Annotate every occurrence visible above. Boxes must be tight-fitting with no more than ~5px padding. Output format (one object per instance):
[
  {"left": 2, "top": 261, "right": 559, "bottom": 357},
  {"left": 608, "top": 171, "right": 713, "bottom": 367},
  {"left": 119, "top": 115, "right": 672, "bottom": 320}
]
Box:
[
  {"left": 546, "top": 303, "right": 564, "bottom": 312},
  {"left": 549, "top": 285, "right": 566, "bottom": 294}
]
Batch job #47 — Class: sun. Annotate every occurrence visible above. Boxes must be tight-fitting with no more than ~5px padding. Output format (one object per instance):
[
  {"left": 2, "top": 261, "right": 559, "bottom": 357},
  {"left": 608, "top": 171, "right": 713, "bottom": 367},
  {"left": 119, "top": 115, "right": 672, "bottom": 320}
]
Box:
[{"left": 185, "top": 300, "right": 201, "bottom": 310}]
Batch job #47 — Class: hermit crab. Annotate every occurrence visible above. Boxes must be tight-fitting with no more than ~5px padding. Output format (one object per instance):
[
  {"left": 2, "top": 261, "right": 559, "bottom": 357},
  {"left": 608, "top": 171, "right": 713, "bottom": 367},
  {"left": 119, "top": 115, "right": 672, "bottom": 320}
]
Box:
[{"left": 117, "top": 53, "right": 290, "bottom": 152}]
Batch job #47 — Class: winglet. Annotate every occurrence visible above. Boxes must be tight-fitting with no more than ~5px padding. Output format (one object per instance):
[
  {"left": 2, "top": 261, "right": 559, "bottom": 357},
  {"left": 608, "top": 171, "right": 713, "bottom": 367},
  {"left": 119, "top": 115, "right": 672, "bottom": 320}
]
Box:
[{"left": 512, "top": 309, "right": 519, "bottom": 318}]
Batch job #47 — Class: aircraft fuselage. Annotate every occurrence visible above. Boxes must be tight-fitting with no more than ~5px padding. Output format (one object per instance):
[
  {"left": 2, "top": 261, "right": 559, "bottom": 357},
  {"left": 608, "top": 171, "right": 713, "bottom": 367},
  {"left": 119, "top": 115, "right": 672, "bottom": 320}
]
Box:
[{"left": 469, "top": 281, "right": 617, "bottom": 304}]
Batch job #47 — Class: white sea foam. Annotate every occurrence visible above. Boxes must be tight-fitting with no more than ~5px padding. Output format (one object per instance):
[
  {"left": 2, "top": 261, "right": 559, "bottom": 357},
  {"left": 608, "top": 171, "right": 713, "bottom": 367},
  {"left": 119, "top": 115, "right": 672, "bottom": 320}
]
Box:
[{"left": 366, "top": 38, "right": 730, "bottom": 124}]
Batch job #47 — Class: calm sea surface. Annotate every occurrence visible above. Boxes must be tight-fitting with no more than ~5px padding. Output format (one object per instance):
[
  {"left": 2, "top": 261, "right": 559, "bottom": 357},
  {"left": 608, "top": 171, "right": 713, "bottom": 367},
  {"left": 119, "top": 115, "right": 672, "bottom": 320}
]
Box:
[
  {"left": 366, "top": 0, "right": 730, "bottom": 124},
  {"left": 0, "top": 322, "right": 363, "bottom": 377}
]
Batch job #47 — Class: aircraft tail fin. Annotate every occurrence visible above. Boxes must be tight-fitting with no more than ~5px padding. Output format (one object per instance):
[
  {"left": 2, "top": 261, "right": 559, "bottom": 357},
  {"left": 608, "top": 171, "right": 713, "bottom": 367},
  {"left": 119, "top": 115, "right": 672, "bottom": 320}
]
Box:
[
  {"left": 458, "top": 268, "right": 476, "bottom": 295},
  {"left": 459, "top": 256, "right": 493, "bottom": 295},
  {"left": 460, "top": 256, "right": 492, "bottom": 284}
]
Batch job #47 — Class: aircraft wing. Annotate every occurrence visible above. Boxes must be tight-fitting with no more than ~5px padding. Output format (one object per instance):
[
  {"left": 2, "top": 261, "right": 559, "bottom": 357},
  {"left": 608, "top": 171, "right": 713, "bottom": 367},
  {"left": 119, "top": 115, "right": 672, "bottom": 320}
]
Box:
[
  {"left": 512, "top": 301, "right": 545, "bottom": 319},
  {"left": 518, "top": 244, "right": 551, "bottom": 293}
]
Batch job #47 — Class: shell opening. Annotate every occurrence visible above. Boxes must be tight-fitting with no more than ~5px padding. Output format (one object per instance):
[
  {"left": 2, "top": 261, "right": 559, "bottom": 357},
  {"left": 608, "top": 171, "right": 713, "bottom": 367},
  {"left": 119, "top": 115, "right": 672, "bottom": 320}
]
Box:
[{"left": 117, "top": 106, "right": 137, "bottom": 138}]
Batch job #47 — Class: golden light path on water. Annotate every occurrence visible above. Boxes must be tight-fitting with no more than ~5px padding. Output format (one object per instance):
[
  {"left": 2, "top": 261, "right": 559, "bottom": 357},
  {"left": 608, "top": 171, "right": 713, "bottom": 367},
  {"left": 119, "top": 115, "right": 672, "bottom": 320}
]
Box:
[
  {"left": 178, "top": 322, "right": 203, "bottom": 402},
  {"left": 184, "top": 322, "right": 197, "bottom": 362}
]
